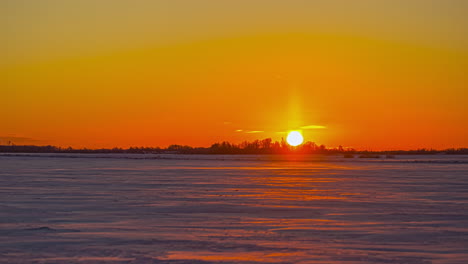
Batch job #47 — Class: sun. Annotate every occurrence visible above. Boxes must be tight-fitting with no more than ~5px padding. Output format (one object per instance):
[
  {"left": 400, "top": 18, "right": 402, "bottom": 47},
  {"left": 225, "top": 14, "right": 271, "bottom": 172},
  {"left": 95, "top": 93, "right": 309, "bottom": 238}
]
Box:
[{"left": 286, "top": 131, "right": 304, "bottom": 146}]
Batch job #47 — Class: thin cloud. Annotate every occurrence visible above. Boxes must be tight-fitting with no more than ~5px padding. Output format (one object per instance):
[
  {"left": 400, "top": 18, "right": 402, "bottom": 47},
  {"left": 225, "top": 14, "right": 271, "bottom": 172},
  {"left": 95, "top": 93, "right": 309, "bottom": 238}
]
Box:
[
  {"left": 235, "top": 129, "right": 243, "bottom": 132},
  {"left": 246, "top": 131, "right": 264, "bottom": 134},
  {"left": 300, "top": 125, "right": 326, "bottom": 130},
  {"left": 0, "top": 136, "right": 43, "bottom": 145}
]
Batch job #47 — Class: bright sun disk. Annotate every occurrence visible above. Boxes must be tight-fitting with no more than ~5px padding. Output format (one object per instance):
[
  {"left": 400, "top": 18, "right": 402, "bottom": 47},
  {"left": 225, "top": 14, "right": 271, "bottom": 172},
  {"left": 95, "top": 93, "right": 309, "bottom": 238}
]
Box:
[{"left": 286, "top": 131, "right": 304, "bottom": 146}]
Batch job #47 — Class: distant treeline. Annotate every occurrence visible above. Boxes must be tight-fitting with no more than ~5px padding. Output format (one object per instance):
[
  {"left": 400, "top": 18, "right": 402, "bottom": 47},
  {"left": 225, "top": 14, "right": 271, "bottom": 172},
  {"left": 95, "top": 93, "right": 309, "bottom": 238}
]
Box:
[{"left": 0, "top": 138, "right": 467, "bottom": 155}]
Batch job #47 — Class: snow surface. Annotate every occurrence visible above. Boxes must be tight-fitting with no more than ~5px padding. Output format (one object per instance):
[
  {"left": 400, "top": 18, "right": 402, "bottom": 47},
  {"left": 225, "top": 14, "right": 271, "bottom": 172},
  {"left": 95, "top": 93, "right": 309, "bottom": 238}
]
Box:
[{"left": 1, "top": 154, "right": 467, "bottom": 264}]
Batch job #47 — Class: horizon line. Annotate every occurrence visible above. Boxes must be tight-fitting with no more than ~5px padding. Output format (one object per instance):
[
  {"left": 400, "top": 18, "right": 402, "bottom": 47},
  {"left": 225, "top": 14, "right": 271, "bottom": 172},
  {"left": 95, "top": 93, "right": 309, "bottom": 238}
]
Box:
[{"left": 0, "top": 143, "right": 467, "bottom": 153}]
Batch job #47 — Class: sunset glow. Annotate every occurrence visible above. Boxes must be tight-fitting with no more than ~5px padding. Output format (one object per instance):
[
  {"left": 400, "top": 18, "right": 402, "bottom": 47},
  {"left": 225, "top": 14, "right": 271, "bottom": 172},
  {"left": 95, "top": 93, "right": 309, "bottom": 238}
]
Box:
[{"left": 2, "top": 1, "right": 467, "bottom": 150}]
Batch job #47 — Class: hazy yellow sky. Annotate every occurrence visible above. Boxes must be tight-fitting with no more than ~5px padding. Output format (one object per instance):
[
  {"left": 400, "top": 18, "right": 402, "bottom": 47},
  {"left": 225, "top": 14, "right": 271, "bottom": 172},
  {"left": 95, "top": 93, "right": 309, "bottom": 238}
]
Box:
[{"left": 2, "top": 0, "right": 467, "bottom": 149}]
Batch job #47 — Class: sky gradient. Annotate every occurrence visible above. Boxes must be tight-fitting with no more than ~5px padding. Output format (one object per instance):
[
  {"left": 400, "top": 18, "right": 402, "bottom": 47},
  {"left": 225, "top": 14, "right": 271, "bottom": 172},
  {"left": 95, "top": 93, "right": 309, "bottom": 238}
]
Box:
[{"left": 2, "top": 0, "right": 467, "bottom": 149}]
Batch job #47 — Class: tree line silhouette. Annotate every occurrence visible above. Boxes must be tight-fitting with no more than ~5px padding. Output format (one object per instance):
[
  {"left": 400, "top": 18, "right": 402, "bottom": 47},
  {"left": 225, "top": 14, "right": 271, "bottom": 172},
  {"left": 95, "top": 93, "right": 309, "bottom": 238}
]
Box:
[{"left": 1, "top": 138, "right": 467, "bottom": 155}]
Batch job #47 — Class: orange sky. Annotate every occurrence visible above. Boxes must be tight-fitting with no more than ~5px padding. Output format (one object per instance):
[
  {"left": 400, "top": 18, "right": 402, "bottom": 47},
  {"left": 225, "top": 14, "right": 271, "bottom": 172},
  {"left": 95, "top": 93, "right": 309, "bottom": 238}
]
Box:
[{"left": 2, "top": 1, "right": 467, "bottom": 149}]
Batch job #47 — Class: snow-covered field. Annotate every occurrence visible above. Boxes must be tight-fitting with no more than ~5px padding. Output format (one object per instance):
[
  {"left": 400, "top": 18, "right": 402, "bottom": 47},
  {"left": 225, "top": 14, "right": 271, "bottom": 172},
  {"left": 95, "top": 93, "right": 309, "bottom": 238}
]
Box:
[{"left": 1, "top": 154, "right": 467, "bottom": 264}]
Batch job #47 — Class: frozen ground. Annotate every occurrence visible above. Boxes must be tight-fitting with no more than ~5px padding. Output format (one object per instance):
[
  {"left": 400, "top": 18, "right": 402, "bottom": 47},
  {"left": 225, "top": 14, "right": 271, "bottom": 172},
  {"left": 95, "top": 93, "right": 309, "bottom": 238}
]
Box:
[{"left": 0, "top": 154, "right": 467, "bottom": 264}]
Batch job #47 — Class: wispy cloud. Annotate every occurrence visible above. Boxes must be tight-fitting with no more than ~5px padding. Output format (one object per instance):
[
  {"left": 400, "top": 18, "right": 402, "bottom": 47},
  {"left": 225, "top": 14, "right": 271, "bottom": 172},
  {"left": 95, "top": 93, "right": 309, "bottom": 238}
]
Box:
[
  {"left": 246, "top": 131, "right": 264, "bottom": 134},
  {"left": 235, "top": 129, "right": 243, "bottom": 132},
  {"left": 0, "top": 136, "right": 43, "bottom": 145},
  {"left": 300, "top": 125, "right": 326, "bottom": 130}
]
